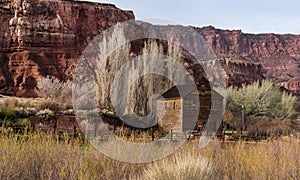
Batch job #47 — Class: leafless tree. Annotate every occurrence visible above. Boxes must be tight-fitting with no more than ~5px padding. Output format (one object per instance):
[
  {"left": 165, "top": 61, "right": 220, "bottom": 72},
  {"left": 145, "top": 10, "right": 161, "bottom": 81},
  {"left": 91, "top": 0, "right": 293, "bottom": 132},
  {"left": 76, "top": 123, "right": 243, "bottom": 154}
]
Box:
[{"left": 35, "top": 75, "right": 72, "bottom": 133}]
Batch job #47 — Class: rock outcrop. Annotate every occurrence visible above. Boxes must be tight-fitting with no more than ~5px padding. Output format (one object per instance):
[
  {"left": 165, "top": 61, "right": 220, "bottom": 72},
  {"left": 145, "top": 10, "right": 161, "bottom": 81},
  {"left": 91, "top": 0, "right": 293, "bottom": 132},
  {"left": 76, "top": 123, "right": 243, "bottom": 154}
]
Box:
[
  {"left": 0, "top": 0, "right": 134, "bottom": 96},
  {"left": 281, "top": 77, "right": 300, "bottom": 95},
  {"left": 220, "top": 58, "right": 264, "bottom": 87},
  {"left": 0, "top": 1, "right": 299, "bottom": 98},
  {"left": 197, "top": 26, "right": 300, "bottom": 94}
]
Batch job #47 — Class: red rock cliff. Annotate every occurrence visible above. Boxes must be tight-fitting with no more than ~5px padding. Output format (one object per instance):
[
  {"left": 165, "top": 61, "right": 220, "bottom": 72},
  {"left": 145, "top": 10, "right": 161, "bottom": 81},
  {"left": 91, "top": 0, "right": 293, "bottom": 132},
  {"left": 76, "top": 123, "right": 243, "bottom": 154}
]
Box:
[
  {"left": 0, "top": 0, "right": 134, "bottom": 96},
  {"left": 196, "top": 26, "right": 300, "bottom": 94},
  {"left": 0, "top": 1, "right": 299, "bottom": 97}
]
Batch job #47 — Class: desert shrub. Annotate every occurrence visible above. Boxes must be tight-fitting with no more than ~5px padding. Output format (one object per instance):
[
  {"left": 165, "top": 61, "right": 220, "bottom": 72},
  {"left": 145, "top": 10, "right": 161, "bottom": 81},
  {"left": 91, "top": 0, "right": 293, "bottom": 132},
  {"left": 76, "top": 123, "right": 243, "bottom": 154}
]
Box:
[
  {"left": 61, "top": 109, "right": 75, "bottom": 116},
  {"left": 16, "top": 98, "right": 31, "bottom": 108},
  {"left": 0, "top": 109, "right": 18, "bottom": 126},
  {"left": 24, "top": 107, "right": 38, "bottom": 115},
  {"left": 227, "top": 80, "right": 298, "bottom": 119},
  {"left": 0, "top": 97, "right": 18, "bottom": 110},
  {"left": 0, "top": 109, "right": 29, "bottom": 127},
  {"left": 36, "top": 109, "right": 54, "bottom": 121},
  {"left": 0, "top": 96, "right": 50, "bottom": 112},
  {"left": 35, "top": 75, "right": 72, "bottom": 112},
  {"left": 14, "top": 107, "right": 37, "bottom": 116},
  {"left": 153, "top": 128, "right": 169, "bottom": 139},
  {"left": 246, "top": 117, "right": 294, "bottom": 137},
  {"left": 142, "top": 151, "right": 213, "bottom": 180},
  {"left": 35, "top": 76, "right": 71, "bottom": 100}
]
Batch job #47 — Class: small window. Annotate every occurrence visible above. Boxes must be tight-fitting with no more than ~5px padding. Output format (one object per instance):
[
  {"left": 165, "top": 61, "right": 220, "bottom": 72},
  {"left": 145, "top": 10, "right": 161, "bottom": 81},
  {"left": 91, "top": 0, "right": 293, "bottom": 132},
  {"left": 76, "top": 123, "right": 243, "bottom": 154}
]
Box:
[
  {"left": 165, "top": 102, "right": 167, "bottom": 109},
  {"left": 173, "top": 102, "right": 176, "bottom": 110},
  {"left": 192, "top": 101, "right": 196, "bottom": 108}
]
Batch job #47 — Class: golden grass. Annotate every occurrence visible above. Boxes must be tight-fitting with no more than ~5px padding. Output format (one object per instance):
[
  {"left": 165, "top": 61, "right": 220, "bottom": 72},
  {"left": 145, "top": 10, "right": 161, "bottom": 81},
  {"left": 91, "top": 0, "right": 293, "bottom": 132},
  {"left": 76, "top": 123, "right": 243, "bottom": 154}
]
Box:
[
  {"left": 197, "top": 139, "right": 300, "bottom": 179},
  {"left": 0, "top": 95, "right": 71, "bottom": 112},
  {"left": 0, "top": 128, "right": 145, "bottom": 179},
  {"left": 0, "top": 128, "right": 299, "bottom": 179},
  {"left": 141, "top": 151, "right": 213, "bottom": 180}
]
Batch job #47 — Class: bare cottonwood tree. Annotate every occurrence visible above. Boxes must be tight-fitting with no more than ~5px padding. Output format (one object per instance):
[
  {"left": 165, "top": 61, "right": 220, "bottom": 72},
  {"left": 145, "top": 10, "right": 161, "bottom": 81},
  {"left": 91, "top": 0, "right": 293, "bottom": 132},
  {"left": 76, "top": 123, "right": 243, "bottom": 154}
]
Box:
[
  {"left": 35, "top": 75, "right": 72, "bottom": 133},
  {"left": 96, "top": 23, "right": 131, "bottom": 109},
  {"left": 95, "top": 24, "right": 186, "bottom": 118}
]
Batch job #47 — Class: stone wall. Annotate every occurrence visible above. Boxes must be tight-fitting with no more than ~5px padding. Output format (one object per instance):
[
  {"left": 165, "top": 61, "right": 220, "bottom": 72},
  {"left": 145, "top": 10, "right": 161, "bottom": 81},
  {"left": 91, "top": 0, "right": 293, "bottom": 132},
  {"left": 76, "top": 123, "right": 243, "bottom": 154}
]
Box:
[{"left": 157, "top": 98, "right": 182, "bottom": 132}]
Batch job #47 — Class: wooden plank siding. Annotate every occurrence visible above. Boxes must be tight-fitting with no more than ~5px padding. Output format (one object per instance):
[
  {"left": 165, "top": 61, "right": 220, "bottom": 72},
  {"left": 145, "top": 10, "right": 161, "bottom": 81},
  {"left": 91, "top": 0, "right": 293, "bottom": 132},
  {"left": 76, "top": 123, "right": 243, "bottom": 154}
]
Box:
[
  {"left": 156, "top": 82, "right": 224, "bottom": 134},
  {"left": 182, "top": 93, "right": 200, "bottom": 133}
]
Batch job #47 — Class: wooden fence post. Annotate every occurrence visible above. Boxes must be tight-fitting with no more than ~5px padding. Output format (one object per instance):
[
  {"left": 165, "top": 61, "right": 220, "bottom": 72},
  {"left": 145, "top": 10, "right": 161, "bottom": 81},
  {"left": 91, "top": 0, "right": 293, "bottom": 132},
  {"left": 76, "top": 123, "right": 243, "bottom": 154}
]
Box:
[{"left": 73, "top": 126, "right": 77, "bottom": 138}]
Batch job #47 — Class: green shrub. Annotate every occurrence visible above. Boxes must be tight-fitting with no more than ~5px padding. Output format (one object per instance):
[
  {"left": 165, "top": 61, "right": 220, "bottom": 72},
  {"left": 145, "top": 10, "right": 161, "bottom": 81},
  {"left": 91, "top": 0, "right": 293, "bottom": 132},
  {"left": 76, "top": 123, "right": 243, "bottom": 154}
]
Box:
[
  {"left": 36, "top": 109, "right": 55, "bottom": 121},
  {"left": 227, "top": 80, "right": 298, "bottom": 119},
  {"left": 61, "top": 109, "right": 75, "bottom": 116},
  {"left": 153, "top": 128, "right": 168, "bottom": 139},
  {"left": 14, "top": 118, "right": 31, "bottom": 127},
  {"left": 0, "top": 109, "right": 17, "bottom": 126},
  {"left": 14, "top": 107, "right": 37, "bottom": 117},
  {"left": 0, "top": 109, "right": 30, "bottom": 127}
]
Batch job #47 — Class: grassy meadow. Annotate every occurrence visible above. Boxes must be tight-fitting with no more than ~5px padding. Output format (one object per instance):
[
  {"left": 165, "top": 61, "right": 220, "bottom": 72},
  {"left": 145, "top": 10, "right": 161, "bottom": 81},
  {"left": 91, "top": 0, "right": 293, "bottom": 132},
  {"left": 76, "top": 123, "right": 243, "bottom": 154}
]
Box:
[{"left": 0, "top": 128, "right": 299, "bottom": 180}]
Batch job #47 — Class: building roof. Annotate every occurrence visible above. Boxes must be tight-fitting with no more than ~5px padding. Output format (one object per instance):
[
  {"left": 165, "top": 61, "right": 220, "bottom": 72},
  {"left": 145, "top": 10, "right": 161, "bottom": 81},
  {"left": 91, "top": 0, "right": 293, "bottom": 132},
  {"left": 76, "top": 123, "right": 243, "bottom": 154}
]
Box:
[
  {"left": 160, "top": 84, "right": 198, "bottom": 98},
  {"left": 159, "top": 78, "right": 223, "bottom": 100}
]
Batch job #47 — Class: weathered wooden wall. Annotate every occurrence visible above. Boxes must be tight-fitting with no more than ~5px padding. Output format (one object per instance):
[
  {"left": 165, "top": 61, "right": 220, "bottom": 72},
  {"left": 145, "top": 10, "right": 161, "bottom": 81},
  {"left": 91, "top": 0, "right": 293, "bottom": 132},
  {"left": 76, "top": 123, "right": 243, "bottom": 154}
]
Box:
[
  {"left": 157, "top": 90, "right": 224, "bottom": 134},
  {"left": 157, "top": 98, "right": 182, "bottom": 132}
]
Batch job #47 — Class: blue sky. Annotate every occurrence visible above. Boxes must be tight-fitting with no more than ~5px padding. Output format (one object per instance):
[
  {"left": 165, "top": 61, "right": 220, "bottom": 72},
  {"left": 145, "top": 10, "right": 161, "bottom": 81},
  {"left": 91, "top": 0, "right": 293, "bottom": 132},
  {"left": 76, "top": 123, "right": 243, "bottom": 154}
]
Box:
[{"left": 90, "top": 0, "right": 300, "bottom": 34}]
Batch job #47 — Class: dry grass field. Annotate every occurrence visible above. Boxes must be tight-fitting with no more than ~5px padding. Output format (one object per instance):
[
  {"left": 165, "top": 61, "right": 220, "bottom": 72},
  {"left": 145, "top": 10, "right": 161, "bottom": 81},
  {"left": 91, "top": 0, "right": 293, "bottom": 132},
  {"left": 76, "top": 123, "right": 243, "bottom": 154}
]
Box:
[{"left": 0, "top": 127, "right": 299, "bottom": 180}]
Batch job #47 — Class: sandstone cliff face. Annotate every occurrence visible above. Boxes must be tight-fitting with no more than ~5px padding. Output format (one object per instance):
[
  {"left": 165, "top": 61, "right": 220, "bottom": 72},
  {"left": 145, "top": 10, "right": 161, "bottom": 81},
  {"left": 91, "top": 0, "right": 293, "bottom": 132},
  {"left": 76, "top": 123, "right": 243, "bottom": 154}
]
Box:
[
  {"left": 196, "top": 26, "right": 300, "bottom": 94},
  {"left": 130, "top": 24, "right": 266, "bottom": 90},
  {"left": 0, "top": 1, "right": 299, "bottom": 98},
  {"left": 220, "top": 58, "right": 264, "bottom": 87},
  {"left": 0, "top": 0, "right": 134, "bottom": 96}
]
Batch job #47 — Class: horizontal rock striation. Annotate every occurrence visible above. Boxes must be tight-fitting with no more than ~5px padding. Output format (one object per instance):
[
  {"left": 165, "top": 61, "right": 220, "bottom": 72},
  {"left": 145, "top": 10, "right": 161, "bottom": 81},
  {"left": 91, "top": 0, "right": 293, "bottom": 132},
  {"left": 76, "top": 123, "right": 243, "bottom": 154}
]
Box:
[
  {"left": 197, "top": 26, "right": 300, "bottom": 94},
  {"left": 220, "top": 58, "right": 265, "bottom": 87},
  {"left": 0, "top": 1, "right": 299, "bottom": 102},
  {"left": 0, "top": 0, "right": 134, "bottom": 96}
]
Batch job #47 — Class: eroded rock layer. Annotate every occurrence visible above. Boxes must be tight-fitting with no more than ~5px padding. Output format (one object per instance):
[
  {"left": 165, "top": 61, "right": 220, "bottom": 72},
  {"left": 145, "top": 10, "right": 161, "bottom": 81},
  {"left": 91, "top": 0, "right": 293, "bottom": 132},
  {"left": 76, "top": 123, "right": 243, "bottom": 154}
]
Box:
[
  {"left": 0, "top": 1, "right": 299, "bottom": 98},
  {"left": 0, "top": 0, "right": 134, "bottom": 96},
  {"left": 197, "top": 26, "right": 300, "bottom": 94}
]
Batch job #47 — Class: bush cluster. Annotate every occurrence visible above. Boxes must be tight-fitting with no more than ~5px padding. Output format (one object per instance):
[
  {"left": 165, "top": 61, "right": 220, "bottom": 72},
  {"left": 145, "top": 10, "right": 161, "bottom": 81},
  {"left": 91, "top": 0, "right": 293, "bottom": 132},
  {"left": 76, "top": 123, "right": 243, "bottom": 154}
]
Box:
[{"left": 227, "top": 80, "right": 298, "bottom": 119}]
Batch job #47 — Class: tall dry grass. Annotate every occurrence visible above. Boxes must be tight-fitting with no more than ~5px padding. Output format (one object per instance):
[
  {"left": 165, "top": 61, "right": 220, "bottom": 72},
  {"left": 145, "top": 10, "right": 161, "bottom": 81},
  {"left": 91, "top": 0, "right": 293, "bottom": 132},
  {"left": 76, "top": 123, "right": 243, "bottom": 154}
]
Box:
[
  {"left": 141, "top": 151, "right": 213, "bottom": 180},
  {"left": 198, "top": 139, "right": 300, "bottom": 179},
  {"left": 0, "top": 96, "right": 72, "bottom": 112},
  {"left": 0, "top": 128, "right": 145, "bottom": 179},
  {"left": 0, "top": 128, "right": 299, "bottom": 179}
]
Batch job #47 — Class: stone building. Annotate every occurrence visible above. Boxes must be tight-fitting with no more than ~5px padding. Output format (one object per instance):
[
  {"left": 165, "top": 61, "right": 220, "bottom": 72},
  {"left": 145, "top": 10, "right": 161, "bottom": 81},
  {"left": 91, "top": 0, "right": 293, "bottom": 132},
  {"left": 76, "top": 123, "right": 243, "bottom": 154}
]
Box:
[{"left": 156, "top": 79, "right": 224, "bottom": 134}]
